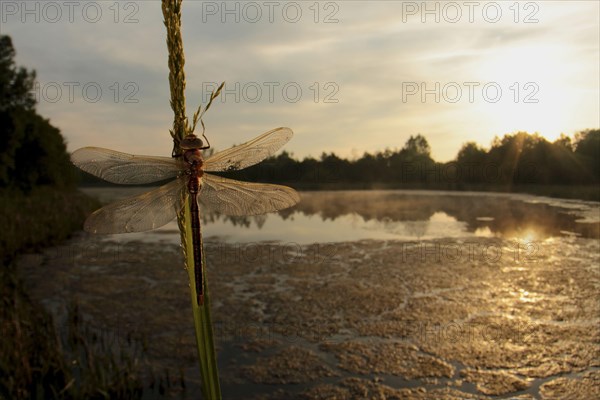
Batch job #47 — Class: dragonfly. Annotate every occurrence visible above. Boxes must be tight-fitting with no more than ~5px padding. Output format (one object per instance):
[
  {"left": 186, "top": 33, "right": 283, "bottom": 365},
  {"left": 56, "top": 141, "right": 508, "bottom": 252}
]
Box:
[{"left": 71, "top": 127, "right": 300, "bottom": 305}]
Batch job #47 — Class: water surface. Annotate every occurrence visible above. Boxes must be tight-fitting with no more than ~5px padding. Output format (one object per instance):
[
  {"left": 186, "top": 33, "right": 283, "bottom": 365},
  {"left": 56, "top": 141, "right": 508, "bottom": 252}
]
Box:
[{"left": 82, "top": 188, "right": 600, "bottom": 243}]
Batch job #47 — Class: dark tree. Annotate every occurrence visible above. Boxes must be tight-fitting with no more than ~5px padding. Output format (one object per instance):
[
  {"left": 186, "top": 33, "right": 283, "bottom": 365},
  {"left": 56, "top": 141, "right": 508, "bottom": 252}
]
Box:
[
  {"left": 402, "top": 134, "right": 431, "bottom": 157},
  {"left": 0, "top": 35, "right": 36, "bottom": 111},
  {"left": 0, "top": 35, "right": 76, "bottom": 191},
  {"left": 574, "top": 129, "right": 600, "bottom": 181},
  {"left": 554, "top": 134, "right": 573, "bottom": 152},
  {"left": 390, "top": 135, "right": 435, "bottom": 183},
  {"left": 455, "top": 142, "right": 488, "bottom": 184}
]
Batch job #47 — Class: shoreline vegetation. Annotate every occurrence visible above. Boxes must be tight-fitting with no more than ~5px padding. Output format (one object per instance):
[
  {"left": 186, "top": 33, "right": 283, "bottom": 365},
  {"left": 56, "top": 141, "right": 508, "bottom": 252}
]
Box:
[{"left": 0, "top": 187, "right": 98, "bottom": 263}]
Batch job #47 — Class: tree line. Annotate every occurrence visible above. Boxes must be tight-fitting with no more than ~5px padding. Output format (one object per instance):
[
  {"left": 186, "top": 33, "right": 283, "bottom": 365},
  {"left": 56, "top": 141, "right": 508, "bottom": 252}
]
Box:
[{"left": 222, "top": 129, "right": 599, "bottom": 188}]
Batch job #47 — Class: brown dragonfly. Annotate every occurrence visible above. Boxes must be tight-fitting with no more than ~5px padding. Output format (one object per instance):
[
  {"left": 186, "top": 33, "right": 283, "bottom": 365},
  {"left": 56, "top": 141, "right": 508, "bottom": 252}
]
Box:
[{"left": 71, "top": 127, "right": 300, "bottom": 305}]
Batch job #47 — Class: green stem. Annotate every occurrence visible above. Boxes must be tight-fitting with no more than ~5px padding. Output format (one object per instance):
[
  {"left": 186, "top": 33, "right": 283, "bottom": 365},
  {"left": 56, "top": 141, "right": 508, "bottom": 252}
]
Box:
[{"left": 162, "top": 1, "right": 222, "bottom": 398}]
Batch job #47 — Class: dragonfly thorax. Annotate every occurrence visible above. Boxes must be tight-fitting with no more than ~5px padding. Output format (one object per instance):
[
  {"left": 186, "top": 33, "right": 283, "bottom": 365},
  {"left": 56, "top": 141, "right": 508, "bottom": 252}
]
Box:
[{"left": 184, "top": 148, "right": 204, "bottom": 165}]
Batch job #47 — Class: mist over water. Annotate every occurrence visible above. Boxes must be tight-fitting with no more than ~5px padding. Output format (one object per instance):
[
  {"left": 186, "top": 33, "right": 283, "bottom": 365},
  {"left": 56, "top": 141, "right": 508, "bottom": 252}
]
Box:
[{"left": 82, "top": 188, "right": 600, "bottom": 244}]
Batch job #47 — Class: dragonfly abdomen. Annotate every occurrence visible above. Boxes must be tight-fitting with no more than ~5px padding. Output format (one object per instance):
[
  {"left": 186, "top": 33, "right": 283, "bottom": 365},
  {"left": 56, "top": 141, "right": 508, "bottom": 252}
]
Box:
[
  {"left": 190, "top": 191, "right": 204, "bottom": 305},
  {"left": 183, "top": 149, "right": 206, "bottom": 305}
]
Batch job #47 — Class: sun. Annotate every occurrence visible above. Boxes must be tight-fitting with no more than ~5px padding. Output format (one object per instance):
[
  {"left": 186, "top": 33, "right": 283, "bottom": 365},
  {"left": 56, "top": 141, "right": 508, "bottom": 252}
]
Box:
[{"left": 474, "top": 44, "right": 582, "bottom": 140}]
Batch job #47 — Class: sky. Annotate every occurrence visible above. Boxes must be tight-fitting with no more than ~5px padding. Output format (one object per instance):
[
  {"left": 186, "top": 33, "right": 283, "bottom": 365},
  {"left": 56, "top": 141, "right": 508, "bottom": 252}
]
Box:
[{"left": 2, "top": 0, "right": 599, "bottom": 162}]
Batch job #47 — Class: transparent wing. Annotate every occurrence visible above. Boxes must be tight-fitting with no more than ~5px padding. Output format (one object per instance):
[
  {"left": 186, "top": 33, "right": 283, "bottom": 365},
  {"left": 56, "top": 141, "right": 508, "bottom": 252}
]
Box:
[
  {"left": 72, "top": 147, "right": 182, "bottom": 184},
  {"left": 84, "top": 178, "right": 186, "bottom": 233},
  {"left": 199, "top": 174, "right": 300, "bottom": 216},
  {"left": 204, "top": 127, "right": 293, "bottom": 172}
]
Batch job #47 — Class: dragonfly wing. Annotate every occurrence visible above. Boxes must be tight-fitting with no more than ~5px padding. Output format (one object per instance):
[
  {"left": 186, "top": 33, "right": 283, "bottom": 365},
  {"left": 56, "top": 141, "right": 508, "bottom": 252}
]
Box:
[
  {"left": 84, "top": 177, "right": 186, "bottom": 233},
  {"left": 72, "top": 147, "right": 182, "bottom": 184},
  {"left": 199, "top": 174, "right": 300, "bottom": 216},
  {"left": 203, "top": 127, "right": 293, "bottom": 172}
]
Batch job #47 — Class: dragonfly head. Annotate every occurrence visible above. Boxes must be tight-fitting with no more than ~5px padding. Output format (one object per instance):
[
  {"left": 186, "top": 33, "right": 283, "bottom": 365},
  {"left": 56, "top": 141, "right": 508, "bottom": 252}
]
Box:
[{"left": 180, "top": 134, "right": 206, "bottom": 150}]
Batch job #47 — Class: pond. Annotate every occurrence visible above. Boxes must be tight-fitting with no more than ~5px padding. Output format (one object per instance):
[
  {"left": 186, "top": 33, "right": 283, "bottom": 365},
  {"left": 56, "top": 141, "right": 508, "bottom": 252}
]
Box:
[
  {"left": 81, "top": 188, "right": 599, "bottom": 244},
  {"left": 18, "top": 189, "right": 600, "bottom": 399}
]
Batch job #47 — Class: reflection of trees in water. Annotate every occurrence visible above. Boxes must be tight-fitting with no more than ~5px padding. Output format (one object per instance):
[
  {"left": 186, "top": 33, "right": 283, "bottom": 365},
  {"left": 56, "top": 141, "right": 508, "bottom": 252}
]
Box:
[
  {"left": 404, "top": 220, "right": 429, "bottom": 239},
  {"left": 293, "top": 192, "right": 599, "bottom": 239},
  {"left": 200, "top": 213, "right": 267, "bottom": 229},
  {"left": 200, "top": 191, "right": 598, "bottom": 239},
  {"left": 365, "top": 217, "right": 430, "bottom": 239},
  {"left": 253, "top": 214, "right": 267, "bottom": 229},
  {"left": 438, "top": 197, "right": 599, "bottom": 239}
]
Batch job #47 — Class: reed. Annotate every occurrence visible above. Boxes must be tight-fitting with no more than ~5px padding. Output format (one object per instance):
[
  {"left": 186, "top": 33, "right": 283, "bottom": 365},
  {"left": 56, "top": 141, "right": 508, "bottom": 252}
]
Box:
[{"left": 161, "top": 1, "right": 222, "bottom": 398}]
